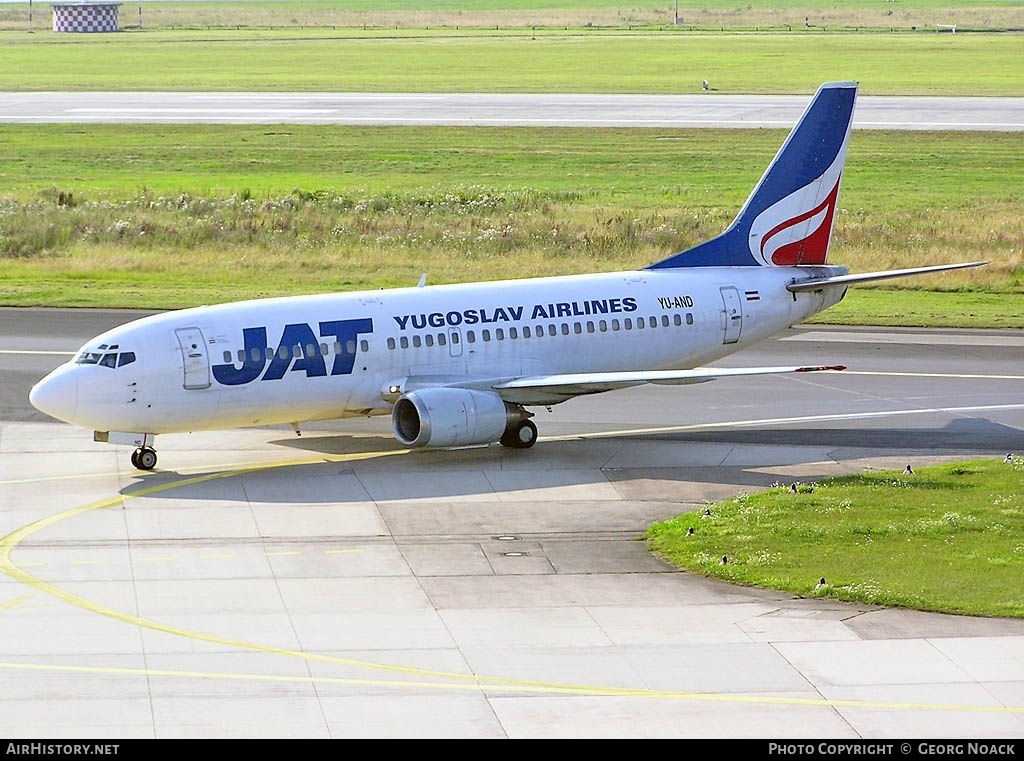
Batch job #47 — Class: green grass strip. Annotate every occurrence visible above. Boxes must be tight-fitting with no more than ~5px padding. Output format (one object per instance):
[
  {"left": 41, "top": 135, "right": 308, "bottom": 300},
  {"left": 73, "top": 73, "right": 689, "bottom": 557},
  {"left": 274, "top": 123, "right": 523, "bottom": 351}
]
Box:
[
  {"left": 0, "top": 29, "right": 1021, "bottom": 95},
  {"left": 647, "top": 457, "right": 1024, "bottom": 618}
]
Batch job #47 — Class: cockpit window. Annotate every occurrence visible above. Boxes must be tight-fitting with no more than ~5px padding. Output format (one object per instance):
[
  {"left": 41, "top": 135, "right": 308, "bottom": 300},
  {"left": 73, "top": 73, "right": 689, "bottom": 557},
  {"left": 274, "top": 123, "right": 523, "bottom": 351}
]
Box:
[
  {"left": 75, "top": 351, "right": 103, "bottom": 365},
  {"left": 75, "top": 349, "right": 135, "bottom": 368}
]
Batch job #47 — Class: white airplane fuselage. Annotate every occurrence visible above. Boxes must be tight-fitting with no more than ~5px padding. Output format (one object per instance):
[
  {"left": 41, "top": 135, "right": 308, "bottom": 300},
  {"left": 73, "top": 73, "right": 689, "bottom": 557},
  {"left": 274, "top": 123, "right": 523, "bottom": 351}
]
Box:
[{"left": 34, "top": 265, "right": 846, "bottom": 436}]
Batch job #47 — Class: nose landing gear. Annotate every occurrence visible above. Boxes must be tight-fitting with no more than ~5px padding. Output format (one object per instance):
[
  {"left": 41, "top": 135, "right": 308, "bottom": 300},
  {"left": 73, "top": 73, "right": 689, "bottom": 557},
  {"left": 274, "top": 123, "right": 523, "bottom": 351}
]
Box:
[{"left": 131, "top": 446, "right": 157, "bottom": 470}]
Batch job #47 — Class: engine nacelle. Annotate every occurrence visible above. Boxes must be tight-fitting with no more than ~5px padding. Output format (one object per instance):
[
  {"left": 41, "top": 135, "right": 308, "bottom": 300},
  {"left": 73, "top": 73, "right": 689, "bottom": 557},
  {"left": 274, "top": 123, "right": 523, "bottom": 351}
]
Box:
[{"left": 392, "top": 388, "right": 520, "bottom": 448}]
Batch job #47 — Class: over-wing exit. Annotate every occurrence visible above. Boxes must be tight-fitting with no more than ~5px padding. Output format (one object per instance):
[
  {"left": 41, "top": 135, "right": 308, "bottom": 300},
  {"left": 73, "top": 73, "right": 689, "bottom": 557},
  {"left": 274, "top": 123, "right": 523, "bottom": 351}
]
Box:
[{"left": 29, "top": 82, "right": 985, "bottom": 470}]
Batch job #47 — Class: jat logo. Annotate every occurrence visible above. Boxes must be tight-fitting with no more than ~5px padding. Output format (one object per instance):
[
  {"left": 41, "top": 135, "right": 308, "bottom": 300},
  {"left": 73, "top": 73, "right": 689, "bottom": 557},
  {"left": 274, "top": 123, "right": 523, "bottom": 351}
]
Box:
[{"left": 212, "top": 319, "right": 373, "bottom": 385}]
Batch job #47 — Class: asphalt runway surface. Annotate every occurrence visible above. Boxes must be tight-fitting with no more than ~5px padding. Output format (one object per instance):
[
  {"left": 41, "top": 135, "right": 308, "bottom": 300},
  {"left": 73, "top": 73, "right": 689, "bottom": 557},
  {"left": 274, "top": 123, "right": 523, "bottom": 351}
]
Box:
[
  {"left": 2, "top": 308, "right": 1023, "bottom": 738},
  {"left": 0, "top": 92, "right": 1022, "bottom": 130}
]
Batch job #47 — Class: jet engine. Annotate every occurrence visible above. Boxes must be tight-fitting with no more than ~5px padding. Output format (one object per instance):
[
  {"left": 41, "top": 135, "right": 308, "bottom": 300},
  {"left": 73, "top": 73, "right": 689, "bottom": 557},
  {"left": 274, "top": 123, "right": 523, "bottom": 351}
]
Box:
[{"left": 392, "top": 388, "right": 536, "bottom": 449}]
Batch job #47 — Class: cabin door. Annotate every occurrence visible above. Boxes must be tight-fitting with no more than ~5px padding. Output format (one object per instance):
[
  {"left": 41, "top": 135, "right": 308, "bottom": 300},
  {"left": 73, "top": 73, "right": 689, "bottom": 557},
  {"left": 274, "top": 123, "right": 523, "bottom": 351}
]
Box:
[
  {"left": 720, "top": 286, "right": 743, "bottom": 344},
  {"left": 175, "top": 327, "right": 211, "bottom": 390}
]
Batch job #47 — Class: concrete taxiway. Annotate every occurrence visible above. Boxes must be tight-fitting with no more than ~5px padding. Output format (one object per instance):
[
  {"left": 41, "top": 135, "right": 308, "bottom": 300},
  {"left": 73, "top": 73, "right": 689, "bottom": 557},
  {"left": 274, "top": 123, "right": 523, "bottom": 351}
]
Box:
[{"left": 1, "top": 309, "right": 1023, "bottom": 738}]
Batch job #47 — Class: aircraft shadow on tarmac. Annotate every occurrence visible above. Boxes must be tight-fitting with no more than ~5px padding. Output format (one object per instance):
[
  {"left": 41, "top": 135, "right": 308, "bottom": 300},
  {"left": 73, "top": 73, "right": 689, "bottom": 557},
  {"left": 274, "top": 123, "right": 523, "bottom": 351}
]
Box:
[
  {"left": 120, "top": 416, "right": 1019, "bottom": 504},
  {"left": 264, "top": 415, "right": 1021, "bottom": 456},
  {"left": 645, "top": 416, "right": 1022, "bottom": 453}
]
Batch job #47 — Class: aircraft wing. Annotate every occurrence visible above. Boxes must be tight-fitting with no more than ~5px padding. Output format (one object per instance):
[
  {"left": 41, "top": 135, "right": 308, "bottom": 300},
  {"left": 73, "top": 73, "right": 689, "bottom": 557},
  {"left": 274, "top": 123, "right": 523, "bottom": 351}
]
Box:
[{"left": 490, "top": 364, "right": 845, "bottom": 405}]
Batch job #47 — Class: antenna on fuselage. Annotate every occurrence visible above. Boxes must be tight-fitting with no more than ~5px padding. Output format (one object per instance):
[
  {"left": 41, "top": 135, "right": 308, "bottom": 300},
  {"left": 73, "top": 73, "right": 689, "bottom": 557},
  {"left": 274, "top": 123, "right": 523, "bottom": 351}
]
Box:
[{"left": 417, "top": 273, "right": 427, "bottom": 287}]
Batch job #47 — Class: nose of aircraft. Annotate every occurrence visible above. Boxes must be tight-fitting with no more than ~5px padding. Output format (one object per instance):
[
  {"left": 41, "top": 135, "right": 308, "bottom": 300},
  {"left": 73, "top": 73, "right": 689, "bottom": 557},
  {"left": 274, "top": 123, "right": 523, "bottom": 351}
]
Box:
[{"left": 29, "top": 365, "right": 79, "bottom": 424}]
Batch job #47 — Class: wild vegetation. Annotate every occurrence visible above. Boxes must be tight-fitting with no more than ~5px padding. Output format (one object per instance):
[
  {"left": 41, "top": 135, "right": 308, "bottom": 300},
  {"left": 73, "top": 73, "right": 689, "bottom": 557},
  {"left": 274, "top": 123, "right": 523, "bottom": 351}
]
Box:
[{"left": 0, "top": 124, "right": 1020, "bottom": 325}]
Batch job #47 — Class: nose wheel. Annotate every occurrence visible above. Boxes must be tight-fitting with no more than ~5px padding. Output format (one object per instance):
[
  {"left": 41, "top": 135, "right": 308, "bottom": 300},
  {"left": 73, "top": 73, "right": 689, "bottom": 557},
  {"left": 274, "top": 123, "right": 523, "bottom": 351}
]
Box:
[{"left": 131, "top": 447, "right": 158, "bottom": 470}]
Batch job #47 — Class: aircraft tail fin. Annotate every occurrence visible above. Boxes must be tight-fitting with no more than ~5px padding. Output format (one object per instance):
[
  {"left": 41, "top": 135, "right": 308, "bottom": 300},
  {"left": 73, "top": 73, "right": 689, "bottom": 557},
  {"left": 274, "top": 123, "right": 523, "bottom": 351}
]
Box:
[{"left": 648, "top": 81, "right": 858, "bottom": 270}]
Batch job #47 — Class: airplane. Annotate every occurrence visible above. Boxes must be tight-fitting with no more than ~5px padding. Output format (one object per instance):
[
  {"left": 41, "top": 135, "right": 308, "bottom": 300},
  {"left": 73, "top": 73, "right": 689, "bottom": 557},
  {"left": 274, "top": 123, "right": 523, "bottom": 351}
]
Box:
[{"left": 29, "top": 81, "right": 985, "bottom": 471}]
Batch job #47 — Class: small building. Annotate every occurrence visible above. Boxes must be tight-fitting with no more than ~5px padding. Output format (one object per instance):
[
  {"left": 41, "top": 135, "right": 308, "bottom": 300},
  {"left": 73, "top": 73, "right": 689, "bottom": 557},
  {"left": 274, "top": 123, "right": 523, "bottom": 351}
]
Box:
[{"left": 52, "top": 2, "right": 122, "bottom": 33}]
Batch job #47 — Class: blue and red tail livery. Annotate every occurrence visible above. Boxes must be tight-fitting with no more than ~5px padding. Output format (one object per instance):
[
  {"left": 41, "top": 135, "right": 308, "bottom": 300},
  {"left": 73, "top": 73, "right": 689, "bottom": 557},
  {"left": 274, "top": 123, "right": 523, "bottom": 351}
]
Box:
[{"left": 648, "top": 81, "right": 857, "bottom": 269}]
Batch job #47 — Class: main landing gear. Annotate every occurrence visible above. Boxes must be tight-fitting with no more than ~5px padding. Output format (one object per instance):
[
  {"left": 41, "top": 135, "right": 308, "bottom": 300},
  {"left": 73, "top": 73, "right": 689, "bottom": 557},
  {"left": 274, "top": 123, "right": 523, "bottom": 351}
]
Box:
[
  {"left": 500, "top": 419, "right": 538, "bottom": 449},
  {"left": 131, "top": 446, "right": 157, "bottom": 471}
]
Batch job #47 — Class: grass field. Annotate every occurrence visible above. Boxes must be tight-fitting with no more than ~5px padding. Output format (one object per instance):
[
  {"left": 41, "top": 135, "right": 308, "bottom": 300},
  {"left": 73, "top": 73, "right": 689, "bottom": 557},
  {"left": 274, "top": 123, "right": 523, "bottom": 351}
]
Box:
[
  {"left": 0, "top": 4, "right": 1018, "bottom": 320},
  {"left": 0, "top": 124, "right": 1020, "bottom": 326},
  {"left": 647, "top": 458, "right": 1024, "bottom": 618},
  {"left": 4, "top": 0, "right": 1023, "bottom": 34},
  {"left": 0, "top": 26, "right": 1022, "bottom": 96},
  {"left": 0, "top": 1, "right": 1022, "bottom": 94}
]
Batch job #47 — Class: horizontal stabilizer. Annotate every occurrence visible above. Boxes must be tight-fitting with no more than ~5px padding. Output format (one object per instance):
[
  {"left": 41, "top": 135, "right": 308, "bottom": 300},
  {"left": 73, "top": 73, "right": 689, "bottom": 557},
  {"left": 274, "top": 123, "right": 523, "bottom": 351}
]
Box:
[{"left": 787, "top": 261, "right": 988, "bottom": 292}]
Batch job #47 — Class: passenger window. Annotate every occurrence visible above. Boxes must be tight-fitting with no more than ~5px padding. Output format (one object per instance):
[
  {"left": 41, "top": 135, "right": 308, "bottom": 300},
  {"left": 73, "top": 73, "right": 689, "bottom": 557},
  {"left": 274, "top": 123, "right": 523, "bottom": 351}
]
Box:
[
  {"left": 482, "top": 329, "right": 491, "bottom": 342},
  {"left": 586, "top": 321, "right": 594, "bottom": 333},
  {"left": 359, "top": 339, "right": 369, "bottom": 352},
  {"left": 224, "top": 351, "right": 233, "bottom": 363},
  {"left": 509, "top": 327, "right": 518, "bottom": 340},
  {"left": 438, "top": 334, "right": 446, "bottom": 346},
  {"left": 624, "top": 318, "right": 633, "bottom": 330},
  {"left": 387, "top": 337, "right": 396, "bottom": 350},
  {"left": 650, "top": 316, "right": 658, "bottom": 328},
  {"left": 400, "top": 337, "right": 409, "bottom": 349},
  {"left": 450, "top": 332, "right": 459, "bottom": 344},
  {"left": 425, "top": 334, "right": 434, "bottom": 347},
  {"left": 412, "top": 335, "right": 422, "bottom": 348},
  {"left": 523, "top": 326, "right": 532, "bottom": 339},
  {"left": 673, "top": 314, "right": 682, "bottom": 327},
  {"left": 548, "top": 324, "right": 556, "bottom": 337},
  {"left": 599, "top": 320, "right": 607, "bottom": 332},
  {"left": 466, "top": 331, "right": 476, "bottom": 344},
  {"left": 611, "top": 319, "right": 620, "bottom": 331},
  {"left": 495, "top": 328, "right": 504, "bottom": 341},
  {"left": 686, "top": 313, "right": 694, "bottom": 325},
  {"left": 347, "top": 340, "right": 357, "bottom": 354}
]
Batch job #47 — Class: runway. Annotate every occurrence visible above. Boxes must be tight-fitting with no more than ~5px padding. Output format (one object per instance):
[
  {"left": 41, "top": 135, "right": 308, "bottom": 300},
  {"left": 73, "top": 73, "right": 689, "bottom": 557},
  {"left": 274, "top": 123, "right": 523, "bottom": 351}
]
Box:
[
  {"left": 0, "top": 92, "right": 1022, "bottom": 130},
  {"left": 2, "top": 308, "right": 1023, "bottom": 738}
]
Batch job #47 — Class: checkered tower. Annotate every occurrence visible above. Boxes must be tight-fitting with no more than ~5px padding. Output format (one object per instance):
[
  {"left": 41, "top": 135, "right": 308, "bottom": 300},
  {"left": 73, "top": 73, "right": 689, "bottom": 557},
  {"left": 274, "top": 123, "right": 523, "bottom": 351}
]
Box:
[{"left": 52, "top": 2, "right": 122, "bottom": 33}]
